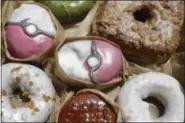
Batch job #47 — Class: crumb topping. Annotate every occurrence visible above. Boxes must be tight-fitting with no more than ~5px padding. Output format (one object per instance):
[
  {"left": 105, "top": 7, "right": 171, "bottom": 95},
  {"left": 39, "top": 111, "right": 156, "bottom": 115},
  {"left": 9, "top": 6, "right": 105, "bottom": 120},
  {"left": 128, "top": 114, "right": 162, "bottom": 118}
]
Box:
[
  {"left": 11, "top": 66, "right": 22, "bottom": 72},
  {"left": 2, "top": 90, "right": 7, "bottom": 96},
  {"left": 42, "top": 94, "right": 51, "bottom": 102}
]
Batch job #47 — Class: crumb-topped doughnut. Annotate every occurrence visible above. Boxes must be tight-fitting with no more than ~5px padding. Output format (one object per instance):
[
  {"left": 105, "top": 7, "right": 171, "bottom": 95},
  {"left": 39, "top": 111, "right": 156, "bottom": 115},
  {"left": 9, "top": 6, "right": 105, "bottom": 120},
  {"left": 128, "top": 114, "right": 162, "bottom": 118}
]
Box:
[
  {"left": 58, "top": 92, "right": 117, "bottom": 122},
  {"left": 92, "top": 1, "right": 184, "bottom": 64},
  {"left": 57, "top": 38, "right": 123, "bottom": 84},
  {"left": 1, "top": 63, "right": 55, "bottom": 122},
  {"left": 5, "top": 4, "right": 56, "bottom": 59},
  {"left": 117, "top": 72, "right": 184, "bottom": 122}
]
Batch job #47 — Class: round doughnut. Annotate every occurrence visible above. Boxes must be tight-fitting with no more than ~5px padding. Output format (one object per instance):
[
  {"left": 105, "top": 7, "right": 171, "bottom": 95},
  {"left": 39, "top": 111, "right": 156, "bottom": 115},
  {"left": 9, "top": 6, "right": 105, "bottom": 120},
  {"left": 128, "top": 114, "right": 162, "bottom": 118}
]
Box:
[
  {"left": 57, "top": 39, "right": 123, "bottom": 84},
  {"left": 92, "top": 1, "right": 184, "bottom": 64},
  {"left": 5, "top": 4, "right": 56, "bottom": 59},
  {"left": 38, "top": 1, "right": 95, "bottom": 24},
  {"left": 1, "top": 63, "right": 55, "bottom": 122},
  {"left": 58, "top": 92, "right": 117, "bottom": 122},
  {"left": 117, "top": 72, "right": 184, "bottom": 122}
]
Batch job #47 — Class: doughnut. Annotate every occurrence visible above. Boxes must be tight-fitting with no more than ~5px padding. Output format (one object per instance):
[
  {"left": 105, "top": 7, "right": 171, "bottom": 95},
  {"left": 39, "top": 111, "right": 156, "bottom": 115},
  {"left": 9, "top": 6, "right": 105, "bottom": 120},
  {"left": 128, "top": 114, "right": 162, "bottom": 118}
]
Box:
[
  {"left": 92, "top": 1, "right": 184, "bottom": 64},
  {"left": 1, "top": 63, "right": 55, "bottom": 122},
  {"left": 58, "top": 92, "right": 117, "bottom": 122},
  {"left": 57, "top": 38, "right": 123, "bottom": 84},
  {"left": 5, "top": 4, "right": 56, "bottom": 59},
  {"left": 117, "top": 72, "right": 184, "bottom": 122},
  {"left": 38, "top": 1, "right": 95, "bottom": 24}
]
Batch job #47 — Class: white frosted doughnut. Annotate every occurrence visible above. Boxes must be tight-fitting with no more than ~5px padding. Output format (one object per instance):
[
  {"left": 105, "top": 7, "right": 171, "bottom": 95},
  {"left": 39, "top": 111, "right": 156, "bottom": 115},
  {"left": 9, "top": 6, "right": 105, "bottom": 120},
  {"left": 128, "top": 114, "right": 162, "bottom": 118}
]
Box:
[
  {"left": 9, "top": 4, "right": 55, "bottom": 36},
  {"left": 1, "top": 63, "right": 56, "bottom": 122},
  {"left": 117, "top": 72, "right": 184, "bottom": 122}
]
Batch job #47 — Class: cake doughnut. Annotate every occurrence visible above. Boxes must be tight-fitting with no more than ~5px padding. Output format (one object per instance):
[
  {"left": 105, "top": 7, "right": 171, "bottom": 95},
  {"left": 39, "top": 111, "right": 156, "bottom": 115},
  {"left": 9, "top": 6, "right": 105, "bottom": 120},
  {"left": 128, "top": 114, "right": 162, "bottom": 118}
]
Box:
[
  {"left": 1, "top": 63, "right": 55, "bottom": 122},
  {"left": 56, "top": 37, "right": 123, "bottom": 85},
  {"left": 117, "top": 72, "right": 184, "bottom": 122},
  {"left": 58, "top": 91, "right": 117, "bottom": 122},
  {"left": 39, "top": 1, "right": 95, "bottom": 24},
  {"left": 5, "top": 4, "right": 56, "bottom": 59},
  {"left": 92, "top": 1, "right": 184, "bottom": 64}
]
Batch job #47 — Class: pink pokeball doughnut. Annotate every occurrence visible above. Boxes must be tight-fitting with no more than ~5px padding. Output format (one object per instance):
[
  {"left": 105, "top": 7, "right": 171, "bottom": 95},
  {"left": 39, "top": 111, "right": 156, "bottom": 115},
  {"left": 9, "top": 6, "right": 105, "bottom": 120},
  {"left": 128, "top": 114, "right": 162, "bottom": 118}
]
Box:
[
  {"left": 5, "top": 4, "right": 56, "bottom": 59},
  {"left": 57, "top": 39, "right": 123, "bottom": 84}
]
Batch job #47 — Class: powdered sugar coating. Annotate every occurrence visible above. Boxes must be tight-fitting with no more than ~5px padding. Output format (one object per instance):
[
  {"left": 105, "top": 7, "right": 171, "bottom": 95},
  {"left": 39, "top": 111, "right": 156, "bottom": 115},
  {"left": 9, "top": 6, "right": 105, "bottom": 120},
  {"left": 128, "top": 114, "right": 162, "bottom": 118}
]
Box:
[
  {"left": 1, "top": 63, "right": 55, "bottom": 122},
  {"left": 117, "top": 72, "right": 184, "bottom": 122}
]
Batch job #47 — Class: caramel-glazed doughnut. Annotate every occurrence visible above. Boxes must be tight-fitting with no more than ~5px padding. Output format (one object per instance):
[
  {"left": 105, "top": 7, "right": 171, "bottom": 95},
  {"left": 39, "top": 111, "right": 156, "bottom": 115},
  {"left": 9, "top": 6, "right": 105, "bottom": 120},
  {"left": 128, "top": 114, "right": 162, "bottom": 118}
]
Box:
[{"left": 58, "top": 92, "right": 117, "bottom": 122}]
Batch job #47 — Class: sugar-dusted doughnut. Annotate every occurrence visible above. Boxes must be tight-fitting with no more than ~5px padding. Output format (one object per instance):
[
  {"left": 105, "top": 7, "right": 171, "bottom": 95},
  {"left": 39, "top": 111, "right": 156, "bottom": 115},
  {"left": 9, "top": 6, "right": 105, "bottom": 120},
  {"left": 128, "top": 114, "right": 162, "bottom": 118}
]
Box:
[
  {"left": 39, "top": 1, "right": 95, "bottom": 24},
  {"left": 117, "top": 72, "right": 184, "bottom": 122},
  {"left": 5, "top": 4, "right": 56, "bottom": 59},
  {"left": 1, "top": 63, "right": 55, "bottom": 122},
  {"left": 58, "top": 91, "right": 117, "bottom": 122},
  {"left": 92, "top": 1, "right": 184, "bottom": 64},
  {"left": 56, "top": 38, "right": 123, "bottom": 84}
]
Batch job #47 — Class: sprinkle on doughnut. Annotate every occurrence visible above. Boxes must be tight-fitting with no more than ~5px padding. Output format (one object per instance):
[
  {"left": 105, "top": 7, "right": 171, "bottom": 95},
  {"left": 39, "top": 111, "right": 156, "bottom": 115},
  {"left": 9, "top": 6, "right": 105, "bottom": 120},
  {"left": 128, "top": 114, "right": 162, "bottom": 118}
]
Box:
[
  {"left": 43, "top": 94, "right": 51, "bottom": 103},
  {"left": 34, "top": 107, "right": 40, "bottom": 112},
  {"left": 1, "top": 90, "right": 7, "bottom": 96},
  {"left": 16, "top": 77, "right": 21, "bottom": 83},
  {"left": 29, "top": 81, "right": 34, "bottom": 87},
  {"left": 25, "top": 102, "right": 35, "bottom": 109},
  {"left": 11, "top": 66, "right": 22, "bottom": 72}
]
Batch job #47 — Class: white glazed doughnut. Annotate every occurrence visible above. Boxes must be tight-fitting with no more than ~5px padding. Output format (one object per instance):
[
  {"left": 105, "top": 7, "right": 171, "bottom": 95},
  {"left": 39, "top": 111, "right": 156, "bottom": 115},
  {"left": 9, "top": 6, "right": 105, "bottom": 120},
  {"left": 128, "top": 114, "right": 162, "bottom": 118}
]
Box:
[
  {"left": 117, "top": 72, "right": 184, "bottom": 122},
  {"left": 1, "top": 63, "right": 56, "bottom": 122}
]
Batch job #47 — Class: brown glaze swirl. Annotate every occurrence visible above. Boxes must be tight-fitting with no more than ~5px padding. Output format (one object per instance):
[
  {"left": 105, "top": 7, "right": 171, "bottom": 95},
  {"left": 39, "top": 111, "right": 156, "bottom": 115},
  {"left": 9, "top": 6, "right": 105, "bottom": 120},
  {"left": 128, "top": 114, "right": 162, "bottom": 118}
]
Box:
[{"left": 58, "top": 92, "right": 117, "bottom": 122}]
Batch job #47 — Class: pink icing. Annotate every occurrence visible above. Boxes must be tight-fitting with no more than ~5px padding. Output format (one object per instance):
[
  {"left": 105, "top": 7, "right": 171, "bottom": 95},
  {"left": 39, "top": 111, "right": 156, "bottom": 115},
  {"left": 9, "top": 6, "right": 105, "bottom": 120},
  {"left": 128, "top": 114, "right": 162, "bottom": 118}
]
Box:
[
  {"left": 92, "top": 40, "right": 123, "bottom": 83},
  {"left": 5, "top": 25, "right": 53, "bottom": 59}
]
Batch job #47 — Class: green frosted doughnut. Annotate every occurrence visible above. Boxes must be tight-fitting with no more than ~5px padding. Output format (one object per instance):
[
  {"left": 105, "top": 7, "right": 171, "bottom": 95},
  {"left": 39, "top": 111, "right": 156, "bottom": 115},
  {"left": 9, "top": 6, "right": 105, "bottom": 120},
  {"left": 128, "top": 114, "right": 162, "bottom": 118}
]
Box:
[{"left": 39, "top": 1, "right": 95, "bottom": 24}]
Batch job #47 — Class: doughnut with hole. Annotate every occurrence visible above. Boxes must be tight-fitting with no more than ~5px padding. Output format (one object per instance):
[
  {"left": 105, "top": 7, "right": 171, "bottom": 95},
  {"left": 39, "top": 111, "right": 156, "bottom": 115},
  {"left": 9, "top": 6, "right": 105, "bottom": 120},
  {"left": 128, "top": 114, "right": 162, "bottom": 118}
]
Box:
[
  {"left": 1, "top": 63, "right": 55, "bottom": 122},
  {"left": 117, "top": 72, "right": 184, "bottom": 122}
]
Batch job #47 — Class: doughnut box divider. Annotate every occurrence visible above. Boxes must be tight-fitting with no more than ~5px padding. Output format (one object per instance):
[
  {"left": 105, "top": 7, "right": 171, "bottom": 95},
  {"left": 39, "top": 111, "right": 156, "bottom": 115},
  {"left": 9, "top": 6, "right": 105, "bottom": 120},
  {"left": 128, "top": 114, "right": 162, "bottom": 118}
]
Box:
[{"left": 1, "top": 0, "right": 184, "bottom": 122}]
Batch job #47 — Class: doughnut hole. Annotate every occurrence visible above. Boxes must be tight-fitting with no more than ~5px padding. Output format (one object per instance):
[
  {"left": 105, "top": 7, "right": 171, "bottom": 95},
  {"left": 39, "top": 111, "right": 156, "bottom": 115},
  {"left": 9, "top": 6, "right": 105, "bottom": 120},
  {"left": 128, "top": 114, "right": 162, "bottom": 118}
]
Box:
[
  {"left": 142, "top": 96, "right": 165, "bottom": 119},
  {"left": 11, "top": 88, "right": 31, "bottom": 108},
  {"left": 133, "top": 5, "right": 154, "bottom": 22}
]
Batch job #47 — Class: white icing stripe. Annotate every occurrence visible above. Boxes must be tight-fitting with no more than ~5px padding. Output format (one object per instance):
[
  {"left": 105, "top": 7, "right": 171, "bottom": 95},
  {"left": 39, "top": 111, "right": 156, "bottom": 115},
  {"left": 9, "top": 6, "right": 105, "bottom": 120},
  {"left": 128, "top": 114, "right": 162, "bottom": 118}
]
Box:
[
  {"left": 117, "top": 72, "right": 184, "bottom": 122},
  {"left": 1, "top": 63, "right": 55, "bottom": 122},
  {"left": 58, "top": 40, "right": 92, "bottom": 82},
  {"left": 9, "top": 4, "right": 55, "bottom": 36}
]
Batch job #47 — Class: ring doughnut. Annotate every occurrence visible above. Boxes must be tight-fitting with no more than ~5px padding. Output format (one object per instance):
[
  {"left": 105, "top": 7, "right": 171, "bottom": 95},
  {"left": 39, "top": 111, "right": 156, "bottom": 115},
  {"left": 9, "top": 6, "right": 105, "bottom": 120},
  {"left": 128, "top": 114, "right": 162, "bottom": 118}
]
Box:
[
  {"left": 117, "top": 72, "right": 184, "bottom": 122},
  {"left": 1, "top": 63, "right": 55, "bottom": 122},
  {"left": 39, "top": 1, "right": 95, "bottom": 24},
  {"left": 5, "top": 4, "right": 56, "bottom": 59},
  {"left": 92, "top": 1, "right": 184, "bottom": 64}
]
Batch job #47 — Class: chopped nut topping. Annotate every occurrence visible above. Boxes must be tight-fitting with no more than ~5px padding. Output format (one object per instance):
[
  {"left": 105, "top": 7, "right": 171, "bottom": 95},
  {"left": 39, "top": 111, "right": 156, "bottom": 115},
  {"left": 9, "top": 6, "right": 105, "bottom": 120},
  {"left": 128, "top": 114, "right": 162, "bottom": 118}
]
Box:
[
  {"left": 11, "top": 66, "right": 22, "bottom": 72},
  {"left": 34, "top": 107, "right": 40, "bottom": 112},
  {"left": 1, "top": 90, "right": 7, "bottom": 96},
  {"left": 22, "top": 92, "right": 29, "bottom": 97},
  {"left": 43, "top": 94, "right": 51, "bottom": 103},
  {"left": 131, "top": 25, "right": 138, "bottom": 32},
  {"left": 138, "top": 31, "right": 146, "bottom": 39},
  {"left": 16, "top": 77, "right": 21, "bottom": 83},
  {"left": 25, "top": 102, "right": 35, "bottom": 109},
  {"left": 29, "top": 81, "right": 34, "bottom": 87},
  {"left": 150, "top": 35, "right": 158, "bottom": 41}
]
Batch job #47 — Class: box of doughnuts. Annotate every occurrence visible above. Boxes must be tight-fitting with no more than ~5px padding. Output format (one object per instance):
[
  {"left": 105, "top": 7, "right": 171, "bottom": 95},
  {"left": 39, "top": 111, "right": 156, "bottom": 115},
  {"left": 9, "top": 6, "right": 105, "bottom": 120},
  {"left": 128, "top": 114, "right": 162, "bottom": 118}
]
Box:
[{"left": 1, "top": 0, "right": 184, "bottom": 122}]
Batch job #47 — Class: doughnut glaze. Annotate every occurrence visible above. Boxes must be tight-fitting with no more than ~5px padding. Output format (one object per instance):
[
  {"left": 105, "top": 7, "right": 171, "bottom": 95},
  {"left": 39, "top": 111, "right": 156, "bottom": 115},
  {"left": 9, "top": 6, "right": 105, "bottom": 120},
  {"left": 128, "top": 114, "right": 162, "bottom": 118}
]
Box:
[
  {"left": 5, "top": 4, "right": 55, "bottom": 59},
  {"left": 1, "top": 63, "right": 56, "bottom": 122},
  {"left": 58, "top": 92, "right": 117, "bottom": 122},
  {"left": 58, "top": 39, "right": 123, "bottom": 84},
  {"left": 117, "top": 72, "right": 184, "bottom": 122}
]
